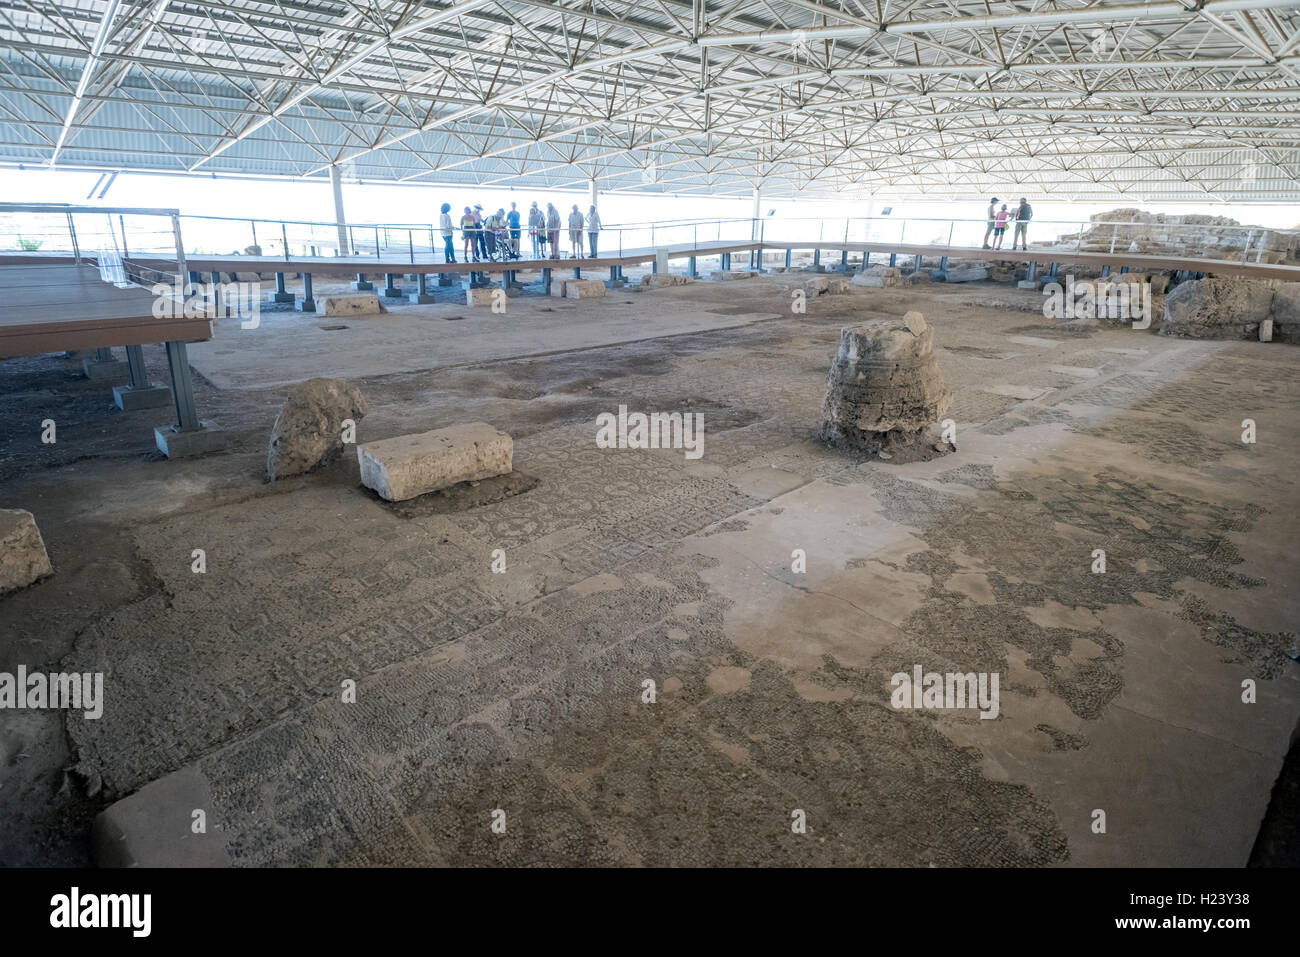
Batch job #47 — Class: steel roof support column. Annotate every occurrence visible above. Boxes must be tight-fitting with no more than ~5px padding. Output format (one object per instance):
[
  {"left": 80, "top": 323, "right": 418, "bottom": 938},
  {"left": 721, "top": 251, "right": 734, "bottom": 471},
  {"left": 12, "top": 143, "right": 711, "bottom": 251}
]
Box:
[{"left": 330, "top": 165, "right": 349, "bottom": 256}]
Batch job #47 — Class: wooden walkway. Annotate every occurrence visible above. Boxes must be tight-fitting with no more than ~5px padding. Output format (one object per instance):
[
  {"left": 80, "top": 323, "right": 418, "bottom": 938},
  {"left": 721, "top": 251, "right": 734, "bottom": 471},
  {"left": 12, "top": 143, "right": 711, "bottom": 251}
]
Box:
[
  {"left": 5, "top": 238, "right": 1298, "bottom": 286},
  {"left": 0, "top": 263, "right": 210, "bottom": 357}
]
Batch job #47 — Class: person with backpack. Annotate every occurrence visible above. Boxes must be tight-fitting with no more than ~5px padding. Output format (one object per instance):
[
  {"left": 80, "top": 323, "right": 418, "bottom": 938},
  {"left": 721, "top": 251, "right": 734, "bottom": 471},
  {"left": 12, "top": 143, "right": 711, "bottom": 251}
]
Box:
[
  {"left": 982, "top": 197, "right": 999, "bottom": 249},
  {"left": 587, "top": 204, "right": 602, "bottom": 258},
  {"left": 439, "top": 202, "right": 456, "bottom": 263},
  {"left": 1012, "top": 198, "right": 1033, "bottom": 251}
]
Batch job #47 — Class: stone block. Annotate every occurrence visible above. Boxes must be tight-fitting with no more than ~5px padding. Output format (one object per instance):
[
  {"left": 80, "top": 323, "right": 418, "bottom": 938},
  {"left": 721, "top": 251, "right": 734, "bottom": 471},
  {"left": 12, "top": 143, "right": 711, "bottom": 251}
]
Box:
[
  {"left": 550, "top": 279, "right": 570, "bottom": 297},
  {"left": 805, "top": 277, "right": 830, "bottom": 295},
  {"left": 944, "top": 265, "right": 991, "bottom": 283},
  {"left": 83, "top": 358, "right": 129, "bottom": 382},
  {"left": 1260, "top": 319, "right": 1274, "bottom": 342},
  {"left": 852, "top": 266, "right": 904, "bottom": 288},
  {"left": 112, "top": 385, "right": 171, "bottom": 411},
  {"left": 317, "top": 295, "right": 382, "bottom": 317},
  {"left": 1160, "top": 277, "right": 1277, "bottom": 339},
  {"left": 154, "top": 423, "right": 224, "bottom": 458},
  {"left": 566, "top": 279, "right": 607, "bottom": 299},
  {"left": 709, "top": 271, "right": 756, "bottom": 281},
  {"left": 267, "top": 377, "right": 367, "bottom": 480},
  {"left": 0, "top": 508, "right": 53, "bottom": 595},
  {"left": 641, "top": 273, "right": 692, "bottom": 288},
  {"left": 92, "top": 766, "right": 230, "bottom": 867},
  {"left": 358, "top": 422, "right": 513, "bottom": 502},
  {"left": 467, "top": 287, "right": 498, "bottom": 306}
]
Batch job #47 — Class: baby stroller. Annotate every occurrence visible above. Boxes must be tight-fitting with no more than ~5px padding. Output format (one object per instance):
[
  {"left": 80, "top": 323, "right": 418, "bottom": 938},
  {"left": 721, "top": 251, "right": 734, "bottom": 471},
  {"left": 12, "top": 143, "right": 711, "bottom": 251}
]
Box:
[{"left": 485, "top": 220, "right": 514, "bottom": 263}]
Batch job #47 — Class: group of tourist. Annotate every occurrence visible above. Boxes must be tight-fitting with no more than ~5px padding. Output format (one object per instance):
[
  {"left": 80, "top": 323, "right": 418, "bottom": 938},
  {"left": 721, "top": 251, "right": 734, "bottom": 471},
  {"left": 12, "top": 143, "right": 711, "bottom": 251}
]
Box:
[
  {"left": 983, "top": 196, "right": 1033, "bottom": 251},
  {"left": 437, "top": 200, "right": 602, "bottom": 263}
]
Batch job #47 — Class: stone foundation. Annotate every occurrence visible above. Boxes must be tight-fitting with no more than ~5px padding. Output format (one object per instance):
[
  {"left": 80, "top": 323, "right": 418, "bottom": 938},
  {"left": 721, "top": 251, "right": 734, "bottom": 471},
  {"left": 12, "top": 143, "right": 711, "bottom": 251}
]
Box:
[{"left": 820, "top": 311, "right": 952, "bottom": 459}]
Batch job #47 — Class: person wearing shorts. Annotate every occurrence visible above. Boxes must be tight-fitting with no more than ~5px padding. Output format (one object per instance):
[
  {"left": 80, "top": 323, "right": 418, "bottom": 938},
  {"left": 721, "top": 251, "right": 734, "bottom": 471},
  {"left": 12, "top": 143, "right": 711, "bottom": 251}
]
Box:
[
  {"left": 460, "top": 207, "right": 477, "bottom": 262},
  {"left": 982, "top": 197, "right": 999, "bottom": 249},
  {"left": 993, "top": 204, "right": 1009, "bottom": 249}
]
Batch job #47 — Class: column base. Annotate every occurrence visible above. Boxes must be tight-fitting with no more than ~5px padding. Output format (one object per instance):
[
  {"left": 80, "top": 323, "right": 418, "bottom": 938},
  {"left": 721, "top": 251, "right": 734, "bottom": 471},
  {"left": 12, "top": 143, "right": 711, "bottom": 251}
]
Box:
[
  {"left": 296, "top": 299, "right": 317, "bottom": 311},
  {"left": 83, "top": 358, "right": 129, "bottom": 381},
  {"left": 352, "top": 281, "right": 374, "bottom": 291},
  {"left": 383, "top": 287, "right": 404, "bottom": 298},
  {"left": 408, "top": 293, "right": 437, "bottom": 304},
  {"left": 154, "top": 423, "right": 224, "bottom": 458},
  {"left": 113, "top": 385, "right": 171, "bottom": 411},
  {"left": 269, "top": 292, "right": 294, "bottom": 303}
]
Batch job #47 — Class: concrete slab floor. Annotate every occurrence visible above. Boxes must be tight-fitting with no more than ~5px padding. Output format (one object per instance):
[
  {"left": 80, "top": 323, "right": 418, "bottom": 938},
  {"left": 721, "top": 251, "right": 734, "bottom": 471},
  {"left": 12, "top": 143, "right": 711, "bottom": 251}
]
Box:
[{"left": 0, "top": 274, "right": 1296, "bottom": 866}]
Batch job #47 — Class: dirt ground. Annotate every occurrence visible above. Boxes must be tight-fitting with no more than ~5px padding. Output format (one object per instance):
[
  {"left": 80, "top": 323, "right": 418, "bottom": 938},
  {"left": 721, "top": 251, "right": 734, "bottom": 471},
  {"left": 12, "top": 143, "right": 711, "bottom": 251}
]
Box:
[{"left": 1, "top": 265, "right": 1297, "bottom": 866}]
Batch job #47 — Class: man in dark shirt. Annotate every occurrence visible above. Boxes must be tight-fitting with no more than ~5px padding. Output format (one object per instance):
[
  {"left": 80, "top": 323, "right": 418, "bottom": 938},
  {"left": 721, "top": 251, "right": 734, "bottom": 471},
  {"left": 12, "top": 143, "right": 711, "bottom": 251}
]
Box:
[{"left": 1013, "top": 198, "right": 1033, "bottom": 251}]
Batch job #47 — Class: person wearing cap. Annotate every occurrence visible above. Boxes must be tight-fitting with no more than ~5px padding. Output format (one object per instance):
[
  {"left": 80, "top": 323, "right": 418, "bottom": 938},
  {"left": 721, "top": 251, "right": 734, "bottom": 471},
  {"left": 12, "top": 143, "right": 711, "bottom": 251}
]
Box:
[
  {"left": 982, "top": 197, "right": 999, "bottom": 249},
  {"left": 471, "top": 204, "right": 487, "bottom": 260},
  {"left": 528, "top": 201, "right": 544, "bottom": 258}
]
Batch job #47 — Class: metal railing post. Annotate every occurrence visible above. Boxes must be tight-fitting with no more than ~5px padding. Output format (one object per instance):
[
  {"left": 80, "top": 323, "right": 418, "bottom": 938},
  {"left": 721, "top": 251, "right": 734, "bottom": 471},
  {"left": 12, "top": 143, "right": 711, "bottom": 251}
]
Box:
[
  {"left": 171, "top": 212, "right": 187, "bottom": 286},
  {"left": 282, "top": 223, "right": 290, "bottom": 260},
  {"left": 66, "top": 212, "right": 80, "bottom": 262},
  {"left": 375, "top": 226, "right": 381, "bottom": 259},
  {"left": 1241, "top": 229, "right": 1253, "bottom": 264},
  {"left": 1109, "top": 223, "right": 1119, "bottom": 254}
]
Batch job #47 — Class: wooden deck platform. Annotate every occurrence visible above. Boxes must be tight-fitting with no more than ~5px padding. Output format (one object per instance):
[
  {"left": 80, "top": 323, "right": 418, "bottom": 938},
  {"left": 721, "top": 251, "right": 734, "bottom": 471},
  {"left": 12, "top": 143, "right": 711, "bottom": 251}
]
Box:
[
  {"left": 20, "top": 239, "right": 1292, "bottom": 283},
  {"left": 0, "top": 263, "right": 211, "bottom": 358}
]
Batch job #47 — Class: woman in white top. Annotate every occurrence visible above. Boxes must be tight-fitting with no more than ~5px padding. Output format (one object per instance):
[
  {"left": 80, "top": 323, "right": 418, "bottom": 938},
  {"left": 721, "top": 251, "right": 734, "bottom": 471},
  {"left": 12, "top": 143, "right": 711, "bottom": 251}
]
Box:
[
  {"left": 439, "top": 202, "right": 456, "bottom": 263},
  {"left": 587, "top": 205, "right": 601, "bottom": 258}
]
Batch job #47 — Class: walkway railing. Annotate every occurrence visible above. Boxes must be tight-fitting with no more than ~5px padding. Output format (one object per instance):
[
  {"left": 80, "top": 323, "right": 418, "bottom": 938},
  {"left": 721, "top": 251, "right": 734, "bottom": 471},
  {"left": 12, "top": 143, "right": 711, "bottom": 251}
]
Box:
[
  {"left": 0, "top": 202, "right": 188, "bottom": 285},
  {"left": 1, "top": 204, "right": 1288, "bottom": 269}
]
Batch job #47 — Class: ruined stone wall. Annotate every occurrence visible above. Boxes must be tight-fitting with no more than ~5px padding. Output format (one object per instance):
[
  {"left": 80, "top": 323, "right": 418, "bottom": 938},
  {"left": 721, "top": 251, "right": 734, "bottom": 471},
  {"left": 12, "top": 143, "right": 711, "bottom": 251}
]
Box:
[{"left": 1044, "top": 208, "right": 1300, "bottom": 264}]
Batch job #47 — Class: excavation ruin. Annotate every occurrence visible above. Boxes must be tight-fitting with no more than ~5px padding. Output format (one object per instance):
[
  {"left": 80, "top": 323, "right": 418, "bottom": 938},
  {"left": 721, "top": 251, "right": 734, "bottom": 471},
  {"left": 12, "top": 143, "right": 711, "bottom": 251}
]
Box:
[{"left": 3, "top": 232, "right": 1298, "bottom": 868}]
